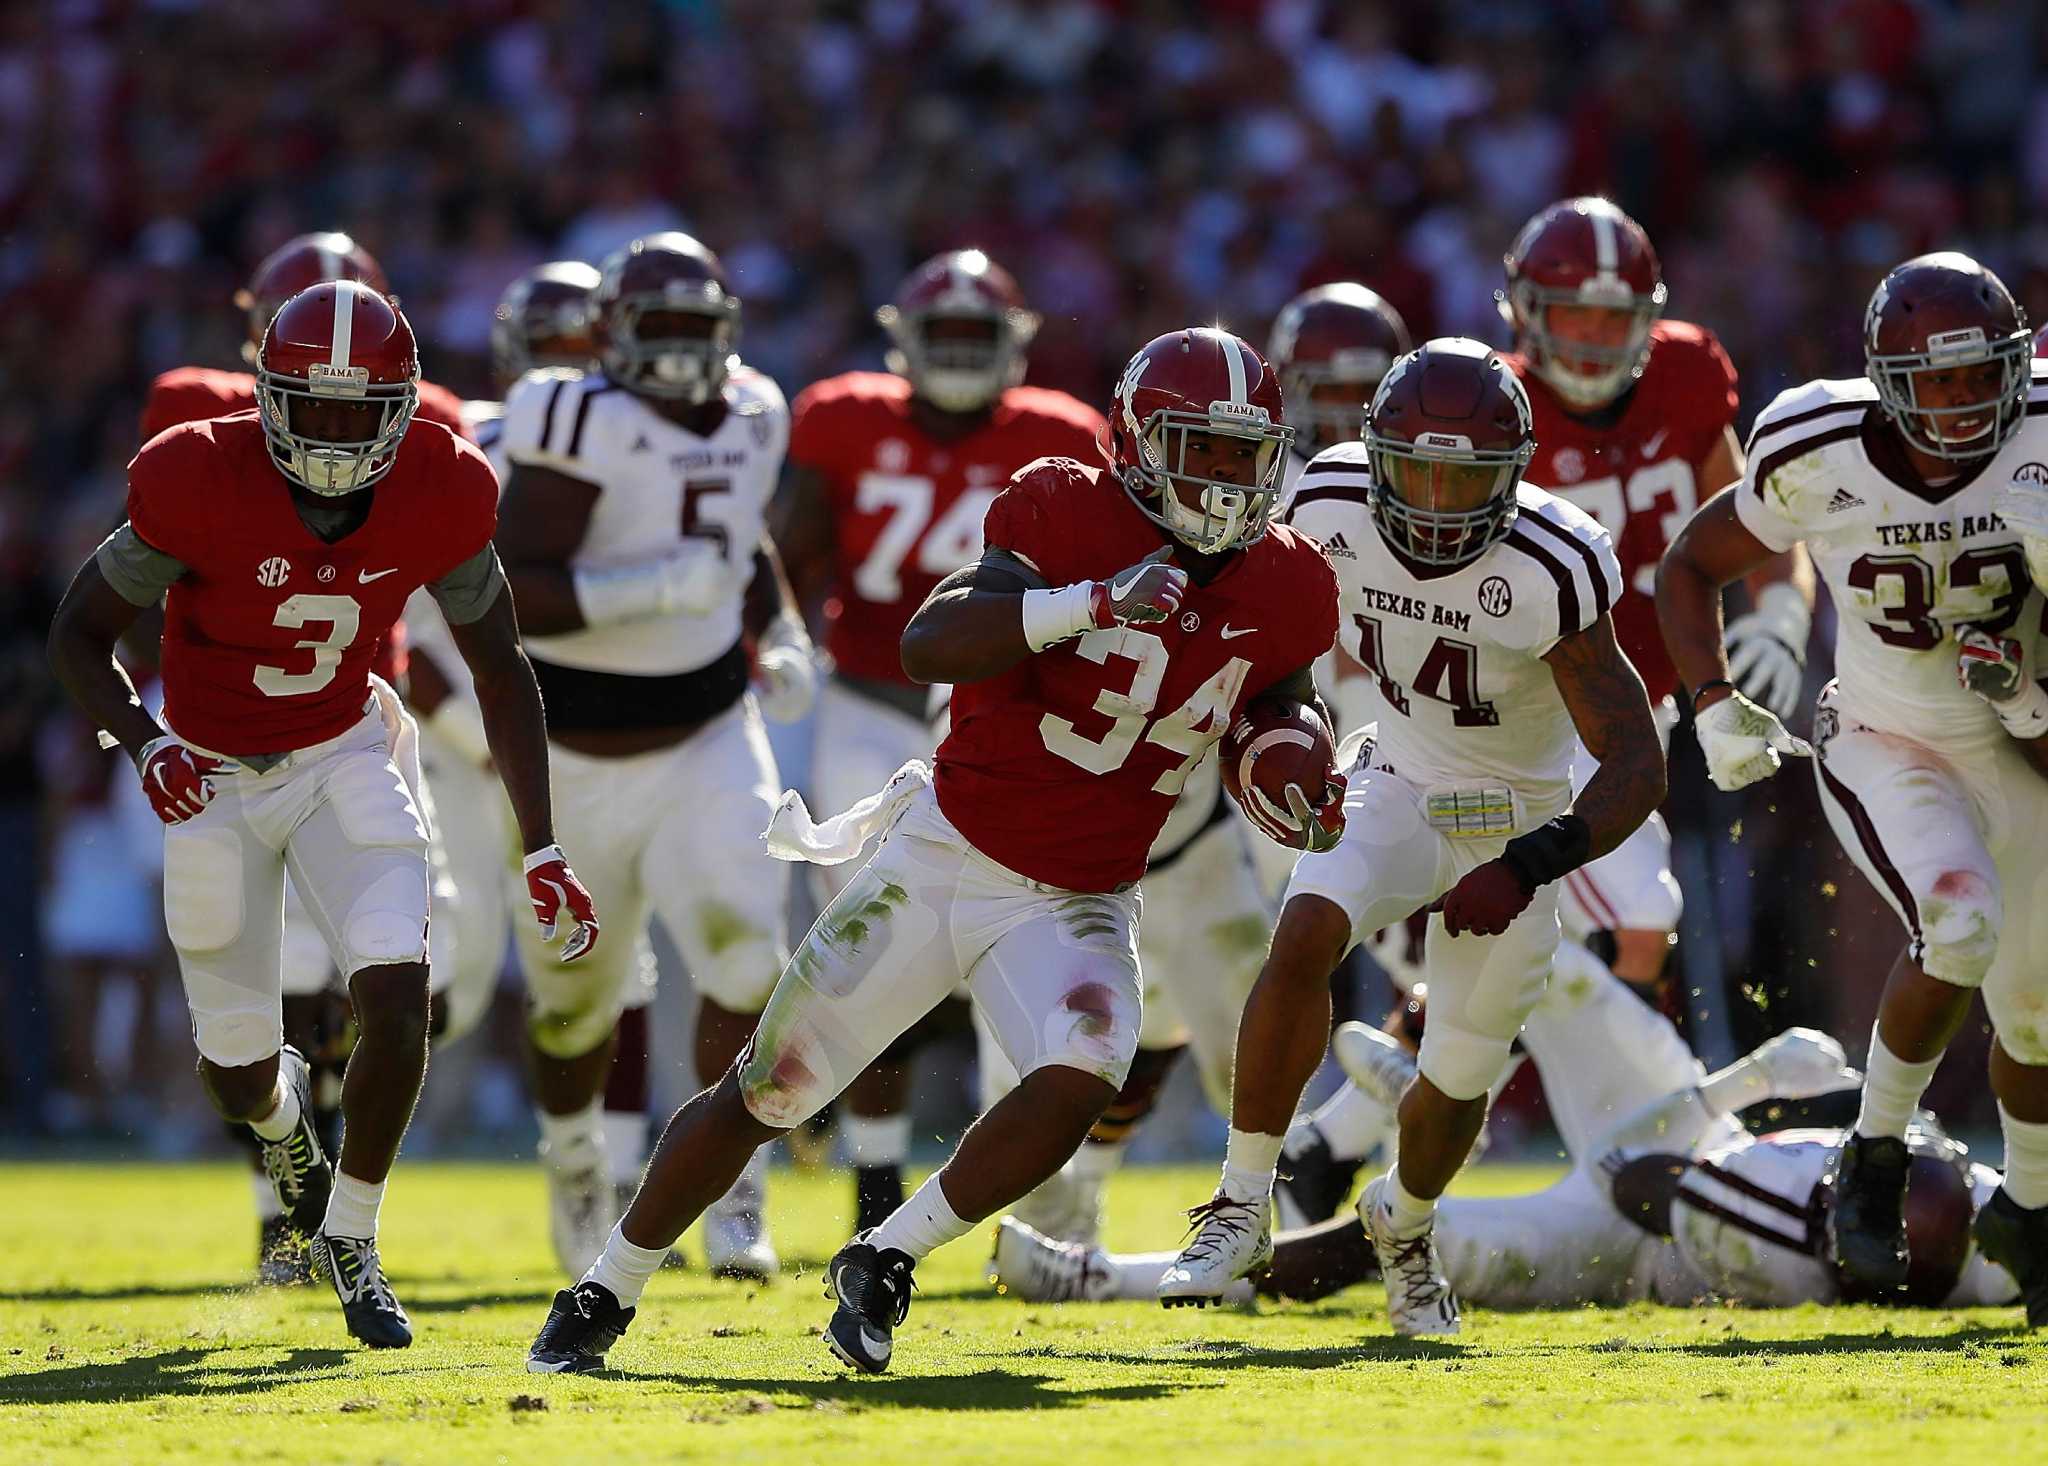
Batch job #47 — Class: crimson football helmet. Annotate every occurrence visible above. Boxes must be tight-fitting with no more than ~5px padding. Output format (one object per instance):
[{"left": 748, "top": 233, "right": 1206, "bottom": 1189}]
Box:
[
  {"left": 876, "top": 249, "right": 1040, "bottom": 414},
  {"left": 592, "top": 233, "right": 740, "bottom": 404},
  {"left": 255, "top": 281, "right": 420, "bottom": 496},
  {"left": 235, "top": 232, "right": 390, "bottom": 365},
  {"left": 491, "top": 260, "right": 601, "bottom": 385},
  {"left": 1865, "top": 252, "right": 2031, "bottom": 462},
  {"left": 1364, "top": 338, "right": 1535, "bottom": 567},
  {"left": 1267, "top": 283, "right": 1412, "bottom": 456},
  {"left": 1500, "top": 197, "right": 1666, "bottom": 410},
  {"left": 1111, "top": 327, "right": 1292, "bottom": 555}
]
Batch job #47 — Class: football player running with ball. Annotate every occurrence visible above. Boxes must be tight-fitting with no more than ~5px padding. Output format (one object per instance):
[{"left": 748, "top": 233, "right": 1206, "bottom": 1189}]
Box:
[
  {"left": 1160, "top": 339, "right": 1667, "bottom": 1336},
  {"left": 1658, "top": 252, "right": 2048, "bottom": 1329},
  {"left": 48, "top": 282, "right": 598, "bottom": 1348},
  {"left": 527, "top": 327, "right": 1340, "bottom": 1376}
]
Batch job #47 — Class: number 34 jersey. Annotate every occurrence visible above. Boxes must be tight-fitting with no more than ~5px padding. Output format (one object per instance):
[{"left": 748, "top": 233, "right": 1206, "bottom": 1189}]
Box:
[
  {"left": 1288, "top": 443, "right": 1623, "bottom": 813},
  {"left": 937, "top": 458, "right": 1339, "bottom": 893},
  {"left": 1734, "top": 366, "right": 2048, "bottom": 750},
  {"left": 502, "top": 364, "right": 788, "bottom": 676}
]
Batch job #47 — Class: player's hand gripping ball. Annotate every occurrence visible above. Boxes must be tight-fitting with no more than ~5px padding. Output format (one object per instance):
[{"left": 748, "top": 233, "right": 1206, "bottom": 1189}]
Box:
[{"left": 1221, "top": 698, "right": 1344, "bottom": 851}]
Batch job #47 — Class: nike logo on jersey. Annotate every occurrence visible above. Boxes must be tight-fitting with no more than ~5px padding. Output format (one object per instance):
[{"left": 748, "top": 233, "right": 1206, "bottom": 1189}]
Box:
[
  {"left": 358, "top": 567, "right": 400, "bottom": 583},
  {"left": 1641, "top": 428, "right": 1669, "bottom": 458},
  {"left": 1826, "top": 487, "right": 1865, "bottom": 514},
  {"left": 1219, "top": 625, "right": 1257, "bottom": 640}
]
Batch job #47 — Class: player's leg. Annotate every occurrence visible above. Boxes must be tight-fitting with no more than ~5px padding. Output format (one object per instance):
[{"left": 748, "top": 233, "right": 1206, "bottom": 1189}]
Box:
[
  {"left": 643, "top": 702, "right": 791, "bottom": 1279},
  {"left": 601, "top": 959, "right": 657, "bottom": 1223},
  {"left": 412, "top": 720, "right": 512, "bottom": 1047},
  {"left": 1560, "top": 738, "right": 1683, "bottom": 1002},
  {"left": 1813, "top": 710, "right": 2000, "bottom": 1290},
  {"left": 1161, "top": 772, "right": 1446, "bottom": 1302}
]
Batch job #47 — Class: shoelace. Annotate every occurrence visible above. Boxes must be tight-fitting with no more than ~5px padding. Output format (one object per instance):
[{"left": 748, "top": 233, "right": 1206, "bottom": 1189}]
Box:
[
  {"left": 1048, "top": 1245, "right": 1110, "bottom": 1302},
  {"left": 331, "top": 1240, "right": 400, "bottom": 1311},
  {"left": 1178, "top": 1196, "right": 1258, "bottom": 1263},
  {"left": 262, "top": 1128, "right": 315, "bottom": 1204},
  {"left": 846, "top": 1254, "right": 914, "bottom": 1326},
  {"left": 1384, "top": 1230, "right": 1449, "bottom": 1310}
]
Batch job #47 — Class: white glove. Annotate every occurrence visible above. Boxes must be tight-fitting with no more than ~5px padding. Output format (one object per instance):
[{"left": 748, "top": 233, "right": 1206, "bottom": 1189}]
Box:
[
  {"left": 753, "top": 613, "right": 818, "bottom": 723},
  {"left": 1723, "top": 582, "right": 1810, "bottom": 722},
  {"left": 1694, "top": 687, "right": 1813, "bottom": 791},
  {"left": 1957, "top": 626, "right": 2048, "bottom": 738},
  {"left": 1753, "top": 1026, "right": 1862, "bottom": 1101},
  {"left": 1992, "top": 484, "right": 2048, "bottom": 590}
]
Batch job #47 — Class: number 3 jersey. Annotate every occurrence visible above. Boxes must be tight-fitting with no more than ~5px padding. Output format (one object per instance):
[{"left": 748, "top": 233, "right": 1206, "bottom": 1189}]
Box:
[
  {"left": 937, "top": 457, "right": 1339, "bottom": 893},
  {"left": 1734, "top": 366, "right": 2048, "bottom": 751},
  {"left": 789, "top": 372, "right": 1106, "bottom": 685},
  {"left": 501, "top": 364, "right": 788, "bottom": 676},
  {"left": 1289, "top": 443, "right": 1623, "bottom": 814},
  {"left": 107, "top": 412, "right": 499, "bottom": 756}
]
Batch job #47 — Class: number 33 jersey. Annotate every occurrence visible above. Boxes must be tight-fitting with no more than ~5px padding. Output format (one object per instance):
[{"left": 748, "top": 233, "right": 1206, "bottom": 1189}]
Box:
[
  {"left": 938, "top": 457, "right": 1339, "bottom": 893},
  {"left": 502, "top": 364, "right": 788, "bottom": 676},
  {"left": 1734, "top": 366, "right": 2048, "bottom": 750},
  {"left": 1288, "top": 443, "right": 1622, "bottom": 812}
]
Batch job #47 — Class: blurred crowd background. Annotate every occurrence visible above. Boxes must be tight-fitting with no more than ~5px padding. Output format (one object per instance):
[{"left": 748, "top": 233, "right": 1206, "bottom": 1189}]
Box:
[{"left": 4, "top": 0, "right": 2045, "bottom": 1150}]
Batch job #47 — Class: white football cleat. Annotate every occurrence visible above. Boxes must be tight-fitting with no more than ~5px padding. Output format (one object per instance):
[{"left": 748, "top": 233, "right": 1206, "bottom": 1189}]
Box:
[
  {"left": 703, "top": 1152, "right": 778, "bottom": 1281},
  {"left": 1333, "top": 1022, "right": 1419, "bottom": 1109},
  {"left": 539, "top": 1130, "right": 615, "bottom": 1280},
  {"left": 1156, "top": 1192, "right": 1272, "bottom": 1308},
  {"left": 989, "top": 1216, "right": 1118, "bottom": 1303},
  {"left": 1359, "top": 1175, "right": 1459, "bottom": 1336}
]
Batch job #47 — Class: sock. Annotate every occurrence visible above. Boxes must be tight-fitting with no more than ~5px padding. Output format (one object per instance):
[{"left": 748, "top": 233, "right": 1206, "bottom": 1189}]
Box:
[
  {"left": 538, "top": 1100, "right": 605, "bottom": 1167},
  {"left": 586, "top": 1221, "right": 667, "bottom": 1310},
  {"left": 870, "top": 1170, "right": 972, "bottom": 1260},
  {"left": 1999, "top": 1104, "right": 2048, "bottom": 1210},
  {"left": 248, "top": 1072, "right": 301, "bottom": 1142},
  {"left": 841, "top": 1111, "right": 913, "bottom": 1167},
  {"left": 603, "top": 1111, "right": 647, "bottom": 1189},
  {"left": 1854, "top": 1025, "right": 1941, "bottom": 1141},
  {"left": 1070, "top": 1137, "right": 1126, "bottom": 1183},
  {"left": 1302, "top": 1083, "right": 1387, "bottom": 1163},
  {"left": 1699, "top": 1054, "right": 1772, "bottom": 1116},
  {"left": 251, "top": 1171, "right": 284, "bottom": 1221},
  {"left": 1379, "top": 1163, "right": 1436, "bottom": 1236},
  {"left": 322, "top": 1171, "right": 385, "bottom": 1240},
  {"left": 1219, "top": 1127, "right": 1285, "bottom": 1204}
]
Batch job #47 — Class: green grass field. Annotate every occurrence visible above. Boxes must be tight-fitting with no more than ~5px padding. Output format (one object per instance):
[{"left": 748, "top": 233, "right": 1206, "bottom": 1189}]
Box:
[{"left": 2, "top": 1160, "right": 2044, "bottom": 1465}]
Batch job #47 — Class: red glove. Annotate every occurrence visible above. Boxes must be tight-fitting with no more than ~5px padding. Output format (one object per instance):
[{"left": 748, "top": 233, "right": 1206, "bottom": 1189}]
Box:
[
  {"left": 523, "top": 844, "right": 600, "bottom": 963},
  {"left": 136, "top": 736, "right": 226, "bottom": 825},
  {"left": 1434, "top": 859, "right": 1534, "bottom": 938}
]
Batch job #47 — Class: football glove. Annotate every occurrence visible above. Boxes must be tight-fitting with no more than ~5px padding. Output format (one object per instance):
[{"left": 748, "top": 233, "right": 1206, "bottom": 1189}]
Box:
[
  {"left": 1958, "top": 626, "right": 2048, "bottom": 739},
  {"left": 1436, "top": 858, "right": 1533, "bottom": 938},
  {"left": 752, "top": 613, "right": 818, "bottom": 724},
  {"left": 1753, "top": 1027, "right": 1862, "bottom": 1102},
  {"left": 1243, "top": 772, "right": 1347, "bottom": 852},
  {"left": 135, "top": 736, "right": 226, "bottom": 825},
  {"left": 1722, "top": 582, "right": 1810, "bottom": 722},
  {"left": 523, "top": 845, "right": 600, "bottom": 963},
  {"left": 1020, "top": 548, "right": 1190, "bottom": 651},
  {"left": 1694, "top": 688, "right": 1812, "bottom": 792}
]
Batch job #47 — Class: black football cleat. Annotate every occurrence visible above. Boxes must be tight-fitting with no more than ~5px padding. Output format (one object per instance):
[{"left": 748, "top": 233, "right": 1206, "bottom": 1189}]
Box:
[
  {"left": 311, "top": 1233, "right": 413, "bottom": 1349},
  {"left": 527, "top": 1281, "right": 636, "bottom": 1373},
  {"left": 1972, "top": 1187, "right": 2048, "bottom": 1328},
  {"left": 256, "top": 1213, "right": 310, "bottom": 1286},
  {"left": 1827, "top": 1134, "right": 1911, "bottom": 1294},
  {"left": 256, "top": 1046, "right": 334, "bottom": 1238},
  {"left": 1275, "top": 1130, "right": 1363, "bottom": 1230},
  {"left": 824, "top": 1233, "right": 915, "bottom": 1374}
]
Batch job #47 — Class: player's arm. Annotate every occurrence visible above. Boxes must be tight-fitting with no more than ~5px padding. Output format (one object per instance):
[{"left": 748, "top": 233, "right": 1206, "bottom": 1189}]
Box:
[
  {"left": 494, "top": 461, "right": 602, "bottom": 635},
  {"left": 1546, "top": 615, "right": 1665, "bottom": 861},
  {"left": 1696, "top": 425, "right": 1817, "bottom": 720},
  {"left": 899, "top": 544, "right": 1190, "bottom": 685},
  {"left": 744, "top": 536, "right": 817, "bottom": 722},
  {"left": 46, "top": 550, "right": 166, "bottom": 764},
  {"left": 1257, "top": 661, "right": 1332, "bottom": 738},
  {"left": 766, "top": 460, "right": 836, "bottom": 637}
]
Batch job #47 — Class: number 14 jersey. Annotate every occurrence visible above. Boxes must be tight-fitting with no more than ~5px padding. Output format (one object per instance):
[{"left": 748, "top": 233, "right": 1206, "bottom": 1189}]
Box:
[{"left": 1734, "top": 367, "right": 2048, "bottom": 751}]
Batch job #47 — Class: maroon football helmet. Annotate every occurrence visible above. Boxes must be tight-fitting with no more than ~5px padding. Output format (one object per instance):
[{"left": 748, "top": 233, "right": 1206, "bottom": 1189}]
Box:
[
  {"left": 1267, "top": 283, "right": 1412, "bottom": 456},
  {"left": 876, "top": 249, "right": 1040, "bottom": 414},
  {"left": 1364, "top": 338, "right": 1535, "bottom": 567},
  {"left": 1865, "top": 252, "right": 2031, "bottom": 462},
  {"left": 491, "top": 261, "right": 601, "bottom": 386},
  {"left": 235, "top": 232, "right": 390, "bottom": 365},
  {"left": 1500, "top": 197, "right": 1666, "bottom": 410},
  {"left": 1110, "top": 327, "right": 1292, "bottom": 554},
  {"left": 592, "top": 233, "right": 740, "bottom": 404},
  {"left": 255, "top": 281, "right": 419, "bottom": 496}
]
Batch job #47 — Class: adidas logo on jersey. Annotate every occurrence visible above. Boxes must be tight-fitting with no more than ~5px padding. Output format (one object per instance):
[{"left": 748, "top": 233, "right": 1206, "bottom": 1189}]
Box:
[
  {"left": 1324, "top": 533, "right": 1357, "bottom": 559},
  {"left": 1825, "top": 487, "right": 1864, "bottom": 514}
]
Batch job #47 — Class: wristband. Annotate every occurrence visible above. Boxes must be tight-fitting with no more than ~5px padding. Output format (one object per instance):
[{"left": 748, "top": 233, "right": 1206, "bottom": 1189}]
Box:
[
  {"left": 1996, "top": 679, "right": 2048, "bottom": 741},
  {"left": 522, "top": 843, "right": 568, "bottom": 873},
  {"left": 1500, "top": 814, "right": 1592, "bottom": 892},
  {"left": 1020, "top": 582, "right": 1098, "bottom": 652},
  {"left": 1690, "top": 678, "right": 1734, "bottom": 710}
]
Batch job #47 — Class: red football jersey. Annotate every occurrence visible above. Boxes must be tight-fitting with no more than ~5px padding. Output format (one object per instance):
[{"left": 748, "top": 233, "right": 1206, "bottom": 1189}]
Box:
[
  {"left": 937, "top": 458, "right": 1339, "bottom": 892},
  {"left": 790, "top": 372, "right": 1107, "bottom": 683},
  {"left": 127, "top": 412, "right": 497, "bottom": 756},
  {"left": 1507, "top": 319, "right": 1738, "bottom": 703}
]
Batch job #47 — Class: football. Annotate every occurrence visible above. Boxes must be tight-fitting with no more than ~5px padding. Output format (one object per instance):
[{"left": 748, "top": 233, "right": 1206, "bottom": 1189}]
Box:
[{"left": 1220, "top": 697, "right": 1342, "bottom": 848}]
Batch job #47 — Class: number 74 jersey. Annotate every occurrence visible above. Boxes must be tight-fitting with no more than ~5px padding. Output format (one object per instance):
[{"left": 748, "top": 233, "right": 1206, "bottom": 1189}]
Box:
[
  {"left": 1288, "top": 443, "right": 1623, "bottom": 812},
  {"left": 1734, "top": 370, "right": 2048, "bottom": 750}
]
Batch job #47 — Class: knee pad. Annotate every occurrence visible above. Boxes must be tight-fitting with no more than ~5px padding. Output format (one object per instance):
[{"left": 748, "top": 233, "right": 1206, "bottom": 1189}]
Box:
[
  {"left": 190, "top": 1001, "right": 281, "bottom": 1070},
  {"left": 525, "top": 985, "right": 627, "bottom": 1062},
  {"left": 737, "top": 1032, "right": 829, "bottom": 1131},
  {"left": 1417, "top": 1017, "right": 1516, "bottom": 1103},
  {"left": 1918, "top": 870, "right": 2000, "bottom": 987},
  {"left": 1986, "top": 985, "right": 2048, "bottom": 1066}
]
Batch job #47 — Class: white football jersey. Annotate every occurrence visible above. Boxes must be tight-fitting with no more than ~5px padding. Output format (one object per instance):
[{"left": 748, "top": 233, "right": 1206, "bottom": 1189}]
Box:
[
  {"left": 1735, "top": 365, "right": 2048, "bottom": 749},
  {"left": 501, "top": 364, "right": 789, "bottom": 676},
  {"left": 461, "top": 396, "right": 508, "bottom": 482},
  {"left": 1289, "top": 442, "right": 1623, "bottom": 812}
]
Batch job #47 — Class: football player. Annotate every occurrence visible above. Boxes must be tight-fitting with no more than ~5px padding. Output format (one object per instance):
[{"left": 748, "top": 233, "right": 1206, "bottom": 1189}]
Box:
[
  {"left": 493, "top": 233, "right": 814, "bottom": 1283},
  {"left": 769, "top": 251, "right": 1104, "bottom": 1232},
  {"left": 138, "top": 231, "right": 479, "bottom": 1284},
  {"left": 1270, "top": 282, "right": 1412, "bottom": 508},
  {"left": 1658, "top": 251, "right": 2048, "bottom": 1330},
  {"left": 527, "top": 326, "right": 1341, "bottom": 1376},
  {"left": 48, "top": 282, "right": 598, "bottom": 1348},
  {"left": 1161, "top": 339, "right": 1666, "bottom": 1336}
]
